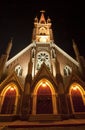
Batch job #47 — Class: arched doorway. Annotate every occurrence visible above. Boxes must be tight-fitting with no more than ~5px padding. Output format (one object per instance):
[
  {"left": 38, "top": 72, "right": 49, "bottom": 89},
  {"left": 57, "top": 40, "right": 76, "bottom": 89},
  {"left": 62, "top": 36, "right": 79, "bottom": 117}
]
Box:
[
  {"left": 69, "top": 83, "right": 85, "bottom": 112},
  {"left": 37, "top": 82, "right": 52, "bottom": 114},
  {"left": 0, "top": 83, "right": 19, "bottom": 114},
  {"left": 32, "top": 79, "right": 57, "bottom": 114}
]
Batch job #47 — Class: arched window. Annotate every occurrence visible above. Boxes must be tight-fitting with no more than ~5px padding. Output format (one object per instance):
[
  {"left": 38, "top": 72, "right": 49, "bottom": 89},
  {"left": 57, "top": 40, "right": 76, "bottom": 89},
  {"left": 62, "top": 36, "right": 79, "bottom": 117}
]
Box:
[
  {"left": 15, "top": 65, "right": 23, "bottom": 76},
  {"left": 64, "top": 65, "right": 72, "bottom": 76}
]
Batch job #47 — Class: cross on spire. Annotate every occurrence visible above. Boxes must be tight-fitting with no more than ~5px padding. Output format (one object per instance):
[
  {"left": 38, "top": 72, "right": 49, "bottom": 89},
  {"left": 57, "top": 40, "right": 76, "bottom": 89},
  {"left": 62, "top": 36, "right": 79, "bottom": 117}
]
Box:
[{"left": 40, "top": 10, "right": 45, "bottom": 13}]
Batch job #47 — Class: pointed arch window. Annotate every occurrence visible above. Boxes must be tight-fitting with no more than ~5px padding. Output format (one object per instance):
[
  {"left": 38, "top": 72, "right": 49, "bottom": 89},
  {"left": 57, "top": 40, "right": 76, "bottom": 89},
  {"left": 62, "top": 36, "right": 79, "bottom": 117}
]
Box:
[
  {"left": 15, "top": 65, "right": 23, "bottom": 76},
  {"left": 64, "top": 65, "right": 72, "bottom": 76}
]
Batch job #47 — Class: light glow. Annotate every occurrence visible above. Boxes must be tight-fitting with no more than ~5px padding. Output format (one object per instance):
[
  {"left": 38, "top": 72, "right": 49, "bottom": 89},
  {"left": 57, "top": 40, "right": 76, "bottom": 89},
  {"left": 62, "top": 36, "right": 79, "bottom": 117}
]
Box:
[
  {"left": 42, "top": 82, "right": 47, "bottom": 87},
  {"left": 40, "top": 36, "right": 47, "bottom": 43},
  {"left": 72, "top": 86, "right": 78, "bottom": 91},
  {"left": 10, "top": 87, "right": 15, "bottom": 91}
]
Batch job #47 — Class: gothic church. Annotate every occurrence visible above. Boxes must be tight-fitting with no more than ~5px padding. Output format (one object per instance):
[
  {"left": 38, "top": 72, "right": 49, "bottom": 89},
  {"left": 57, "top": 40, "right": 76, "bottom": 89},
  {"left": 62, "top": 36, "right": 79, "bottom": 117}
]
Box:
[{"left": 0, "top": 11, "right": 85, "bottom": 122}]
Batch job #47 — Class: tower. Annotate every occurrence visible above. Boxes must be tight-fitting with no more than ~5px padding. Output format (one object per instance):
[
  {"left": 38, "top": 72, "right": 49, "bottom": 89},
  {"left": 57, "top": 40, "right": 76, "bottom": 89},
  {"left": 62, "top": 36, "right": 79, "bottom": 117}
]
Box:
[
  {"left": 21, "top": 11, "right": 68, "bottom": 119},
  {"left": 31, "top": 11, "right": 59, "bottom": 78}
]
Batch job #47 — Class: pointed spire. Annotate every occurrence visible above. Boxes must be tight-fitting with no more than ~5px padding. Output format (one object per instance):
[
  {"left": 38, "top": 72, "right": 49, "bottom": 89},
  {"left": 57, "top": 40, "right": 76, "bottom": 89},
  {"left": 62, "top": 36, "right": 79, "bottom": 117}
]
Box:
[
  {"left": 47, "top": 16, "right": 51, "bottom": 23},
  {"left": 6, "top": 38, "right": 12, "bottom": 55},
  {"left": 39, "top": 10, "right": 46, "bottom": 24},
  {"left": 34, "top": 16, "right": 38, "bottom": 23},
  {"left": 72, "top": 39, "right": 80, "bottom": 59}
]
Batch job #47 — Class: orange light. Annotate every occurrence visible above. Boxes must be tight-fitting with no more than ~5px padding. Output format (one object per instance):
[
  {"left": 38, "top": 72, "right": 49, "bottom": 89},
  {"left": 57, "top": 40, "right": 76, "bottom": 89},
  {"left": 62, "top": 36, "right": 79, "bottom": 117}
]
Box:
[
  {"left": 72, "top": 86, "right": 78, "bottom": 91},
  {"left": 42, "top": 82, "right": 47, "bottom": 87},
  {"left": 10, "top": 87, "right": 15, "bottom": 91}
]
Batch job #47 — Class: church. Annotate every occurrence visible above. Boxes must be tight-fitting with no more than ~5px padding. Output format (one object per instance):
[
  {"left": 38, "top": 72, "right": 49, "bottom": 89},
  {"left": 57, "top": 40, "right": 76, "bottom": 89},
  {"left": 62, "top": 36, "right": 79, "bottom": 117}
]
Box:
[{"left": 0, "top": 11, "right": 85, "bottom": 127}]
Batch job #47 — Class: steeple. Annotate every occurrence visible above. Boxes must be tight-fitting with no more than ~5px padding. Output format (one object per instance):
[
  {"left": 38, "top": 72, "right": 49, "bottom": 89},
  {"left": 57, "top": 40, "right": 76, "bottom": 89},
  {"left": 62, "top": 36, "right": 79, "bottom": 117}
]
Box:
[
  {"left": 39, "top": 10, "right": 46, "bottom": 24},
  {"left": 0, "top": 39, "right": 12, "bottom": 80},
  {"left": 32, "top": 11, "right": 54, "bottom": 43},
  {"left": 73, "top": 39, "right": 85, "bottom": 80},
  {"left": 72, "top": 39, "right": 80, "bottom": 60}
]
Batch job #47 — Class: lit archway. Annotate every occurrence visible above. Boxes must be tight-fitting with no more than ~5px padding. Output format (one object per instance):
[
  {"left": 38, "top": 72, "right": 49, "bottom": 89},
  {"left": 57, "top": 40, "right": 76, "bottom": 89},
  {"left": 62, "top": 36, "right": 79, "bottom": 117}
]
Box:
[
  {"left": 69, "top": 83, "right": 85, "bottom": 113},
  {"left": 0, "top": 83, "right": 19, "bottom": 114},
  {"left": 32, "top": 79, "right": 57, "bottom": 114}
]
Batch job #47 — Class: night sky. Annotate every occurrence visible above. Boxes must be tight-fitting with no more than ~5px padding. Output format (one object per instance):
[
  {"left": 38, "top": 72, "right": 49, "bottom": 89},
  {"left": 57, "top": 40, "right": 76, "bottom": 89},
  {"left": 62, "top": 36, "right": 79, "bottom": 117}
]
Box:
[{"left": 0, "top": 0, "right": 85, "bottom": 59}]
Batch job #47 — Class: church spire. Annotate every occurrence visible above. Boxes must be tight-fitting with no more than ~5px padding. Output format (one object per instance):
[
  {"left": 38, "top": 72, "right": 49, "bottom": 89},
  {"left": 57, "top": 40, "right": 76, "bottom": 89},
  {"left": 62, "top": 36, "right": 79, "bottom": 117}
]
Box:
[
  {"left": 39, "top": 10, "right": 46, "bottom": 24},
  {"left": 72, "top": 39, "right": 80, "bottom": 60},
  {"left": 0, "top": 39, "right": 12, "bottom": 80},
  {"left": 73, "top": 39, "right": 85, "bottom": 80},
  {"left": 32, "top": 11, "right": 54, "bottom": 43}
]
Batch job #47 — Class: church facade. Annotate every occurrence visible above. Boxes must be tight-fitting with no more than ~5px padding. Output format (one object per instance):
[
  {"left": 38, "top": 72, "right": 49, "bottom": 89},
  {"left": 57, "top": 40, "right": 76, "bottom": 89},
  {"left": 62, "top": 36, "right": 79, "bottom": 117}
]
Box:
[{"left": 0, "top": 11, "right": 85, "bottom": 122}]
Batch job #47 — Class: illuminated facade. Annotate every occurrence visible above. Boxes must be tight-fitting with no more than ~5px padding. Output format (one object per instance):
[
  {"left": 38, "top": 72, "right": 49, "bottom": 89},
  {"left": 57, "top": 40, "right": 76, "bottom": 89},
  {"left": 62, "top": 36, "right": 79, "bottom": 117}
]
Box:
[{"left": 0, "top": 11, "right": 85, "bottom": 122}]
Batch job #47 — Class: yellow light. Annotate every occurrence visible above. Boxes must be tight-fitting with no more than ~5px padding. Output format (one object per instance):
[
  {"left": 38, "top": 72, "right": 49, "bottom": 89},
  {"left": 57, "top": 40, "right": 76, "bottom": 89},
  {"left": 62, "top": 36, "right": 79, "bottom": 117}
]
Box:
[
  {"left": 40, "top": 36, "right": 47, "bottom": 42},
  {"left": 10, "top": 87, "right": 15, "bottom": 91},
  {"left": 72, "top": 86, "right": 78, "bottom": 91},
  {"left": 42, "top": 82, "right": 47, "bottom": 87}
]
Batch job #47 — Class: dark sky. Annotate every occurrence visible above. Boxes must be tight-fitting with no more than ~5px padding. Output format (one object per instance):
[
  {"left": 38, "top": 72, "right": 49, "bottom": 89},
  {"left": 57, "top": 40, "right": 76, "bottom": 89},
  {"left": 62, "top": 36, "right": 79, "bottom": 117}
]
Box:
[{"left": 0, "top": 0, "right": 85, "bottom": 59}]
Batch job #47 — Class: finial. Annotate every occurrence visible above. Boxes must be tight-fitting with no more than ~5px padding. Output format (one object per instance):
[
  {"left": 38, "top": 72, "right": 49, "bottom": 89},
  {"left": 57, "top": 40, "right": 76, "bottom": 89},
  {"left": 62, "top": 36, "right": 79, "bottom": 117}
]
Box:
[
  {"left": 5, "top": 37, "right": 13, "bottom": 55},
  {"left": 72, "top": 39, "right": 80, "bottom": 57},
  {"left": 10, "top": 37, "right": 13, "bottom": 42},
  {"left": 34, "top": 16, "right": 38, "bottom": 23},
  {"left": 8, "top": 37, "right": 13, "bottom": 44},
  {"left": 72, "top": 39, "right": 75, "bottom": 45},
  {"left": 47, "top": 16, "right": 51, "bottom": 23}
]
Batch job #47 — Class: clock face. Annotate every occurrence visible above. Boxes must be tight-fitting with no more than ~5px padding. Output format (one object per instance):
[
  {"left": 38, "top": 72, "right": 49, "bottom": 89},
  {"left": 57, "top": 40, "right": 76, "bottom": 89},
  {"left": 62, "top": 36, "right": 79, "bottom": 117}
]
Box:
[{"left": 36, "top": 52, "right": 50, "bottom": 70}]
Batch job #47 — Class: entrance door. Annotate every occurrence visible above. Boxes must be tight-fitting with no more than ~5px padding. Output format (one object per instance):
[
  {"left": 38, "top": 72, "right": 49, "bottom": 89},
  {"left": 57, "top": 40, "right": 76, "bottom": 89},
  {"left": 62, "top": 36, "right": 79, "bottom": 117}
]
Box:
[
  {"left": 1, "top": 87, "right": 16, "bottom": 114},
  {"left": 71, "top": 87, "right": 85, "bottom": 112},
  {"left": 36, "top": 83, "right": 53, "bottom": 114}
]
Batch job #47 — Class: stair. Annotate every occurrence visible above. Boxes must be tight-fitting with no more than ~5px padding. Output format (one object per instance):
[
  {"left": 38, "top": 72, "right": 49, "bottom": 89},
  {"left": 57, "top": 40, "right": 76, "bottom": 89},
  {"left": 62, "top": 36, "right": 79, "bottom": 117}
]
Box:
[
  {"left": 28, "top": 114, "right": 62, "bottom": 121},
  {"left": 0, "top": 114, "right": 19, "bottom": 122}
]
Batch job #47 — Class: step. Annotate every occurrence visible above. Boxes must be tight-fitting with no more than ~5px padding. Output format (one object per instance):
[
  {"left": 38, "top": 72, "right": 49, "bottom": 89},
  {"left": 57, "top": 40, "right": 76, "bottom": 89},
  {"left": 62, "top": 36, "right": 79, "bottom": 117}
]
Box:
[{"left": 28, "top": 114, "right": 62, "bottom": 121}]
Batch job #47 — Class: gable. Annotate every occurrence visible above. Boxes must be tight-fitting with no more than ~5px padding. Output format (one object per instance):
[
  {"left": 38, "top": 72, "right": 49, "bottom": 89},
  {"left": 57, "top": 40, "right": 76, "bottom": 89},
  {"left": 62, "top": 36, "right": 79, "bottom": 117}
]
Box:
[
  {"left": 5, "top": 44, "right": 33, "bottom": 85},
  {"left": 65, "top": 72, "right": 85, "bottom": 93},
  {"left": 0, "top": 72, "right": 24, "bottom": 93},
  {"left": 54, "top": 44, "right": 78, "bottom": 66},
  {"left": 32, "top": 63, "right": 58, "bottom": 88},
  {"left": 53, "top": 44, "right": 79, "bottom": 77}
]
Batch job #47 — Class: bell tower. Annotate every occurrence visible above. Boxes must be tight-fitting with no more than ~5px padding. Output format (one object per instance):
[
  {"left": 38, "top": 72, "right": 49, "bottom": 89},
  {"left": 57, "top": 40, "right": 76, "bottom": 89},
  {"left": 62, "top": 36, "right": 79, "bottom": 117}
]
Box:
[
  {"left": 31, "top": 11, "right": 61, "bottom": 79},
  {"left": 32, "top": 10, "right": 54, "bottom": 43}
]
